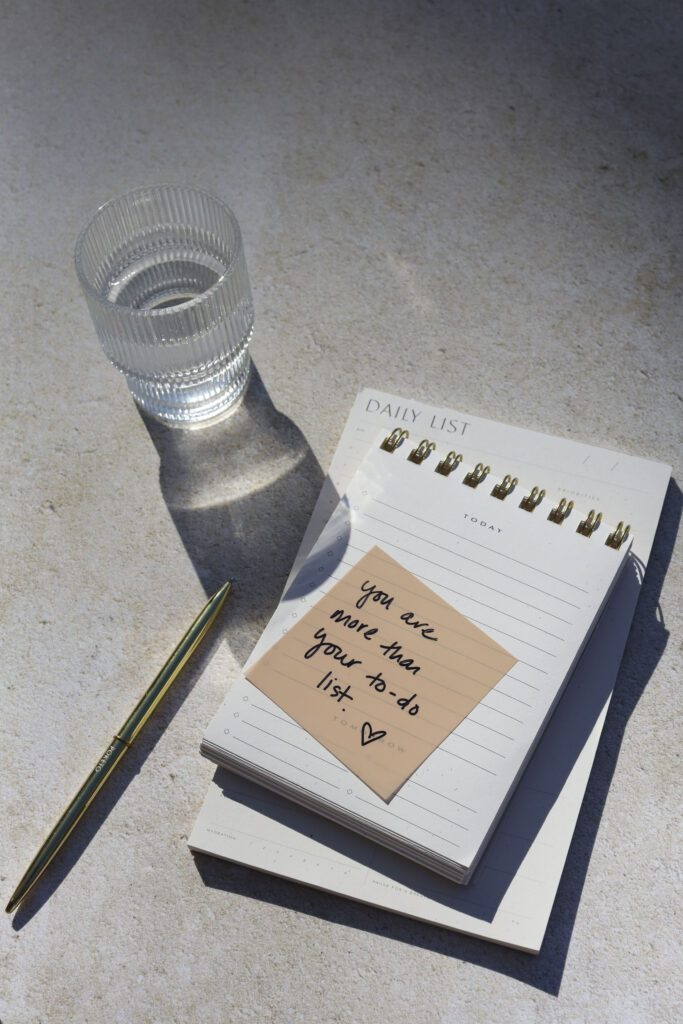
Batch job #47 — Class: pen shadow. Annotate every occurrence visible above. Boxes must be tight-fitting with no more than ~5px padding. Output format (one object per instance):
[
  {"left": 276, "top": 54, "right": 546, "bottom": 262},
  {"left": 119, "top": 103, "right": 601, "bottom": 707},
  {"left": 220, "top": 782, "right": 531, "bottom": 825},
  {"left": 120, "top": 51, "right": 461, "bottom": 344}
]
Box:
[
  {"left": 11, "top": 366, "right": 327, "bottom": 929},
  {"left": 193, "top": 477, "right": 680, "bottom": 996},
  {"left": 10, "top": 620, "right": 228, "bottom": 931}
]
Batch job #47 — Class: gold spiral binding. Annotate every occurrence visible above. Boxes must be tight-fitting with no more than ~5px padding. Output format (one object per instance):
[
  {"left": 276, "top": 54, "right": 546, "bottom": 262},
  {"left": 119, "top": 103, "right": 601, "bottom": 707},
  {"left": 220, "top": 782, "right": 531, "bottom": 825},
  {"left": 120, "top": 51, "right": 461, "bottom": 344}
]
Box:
[
  {"left": 408, "top": 439, "right": 436, "bottom": 465},
  {"left": 576, "top": 509, "right": 602, "bottom": 537},
  {"left": 380, "top": 428, "right": 408, "bottom": 453},
  {"left": 435, "top": 451, "right": 462, "bottom": 476},
  {"left": 491, "top": 474, "right": 518, "bottom": 500},
  {"left": 548, "top": 497, "right": 574, "bottom": 524},
  {"left": 463, "top": 463, "right": 490, "bottom": 489},
  {"left": 606, "top": 521, "right": 630, "bottom": 549},
  {"left": 519, "top": 486, "right": 545, "bottom": 512},
  {"left": 377, "top": 439, "right": 630, "bottom": 549}
]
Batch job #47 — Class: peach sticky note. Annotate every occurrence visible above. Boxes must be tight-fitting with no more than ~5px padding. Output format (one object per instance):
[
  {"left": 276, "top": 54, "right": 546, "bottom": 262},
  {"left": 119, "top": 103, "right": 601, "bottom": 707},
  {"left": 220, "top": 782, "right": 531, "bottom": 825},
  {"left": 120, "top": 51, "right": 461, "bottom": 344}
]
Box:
[{"left": 245, "top": 546, "right": 518, "bottom": 801}]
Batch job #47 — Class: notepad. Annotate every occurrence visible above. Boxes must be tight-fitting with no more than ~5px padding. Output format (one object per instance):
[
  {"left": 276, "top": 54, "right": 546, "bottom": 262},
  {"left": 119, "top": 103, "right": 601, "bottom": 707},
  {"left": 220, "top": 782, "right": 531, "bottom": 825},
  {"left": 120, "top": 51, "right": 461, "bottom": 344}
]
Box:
[
  {"left": 191, "top": 388, "right": 670, "bottom": 952},
  {"left": 201, "top": 429, "right": 632, "bottom": 883}
]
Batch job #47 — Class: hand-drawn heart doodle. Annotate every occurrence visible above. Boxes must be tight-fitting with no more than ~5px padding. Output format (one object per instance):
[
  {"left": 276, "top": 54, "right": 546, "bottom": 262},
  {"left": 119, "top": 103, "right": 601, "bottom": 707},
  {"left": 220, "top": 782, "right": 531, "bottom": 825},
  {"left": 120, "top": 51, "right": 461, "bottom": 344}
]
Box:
[{"left": 361, "top": 722, "right": 387, "bottom": 746}]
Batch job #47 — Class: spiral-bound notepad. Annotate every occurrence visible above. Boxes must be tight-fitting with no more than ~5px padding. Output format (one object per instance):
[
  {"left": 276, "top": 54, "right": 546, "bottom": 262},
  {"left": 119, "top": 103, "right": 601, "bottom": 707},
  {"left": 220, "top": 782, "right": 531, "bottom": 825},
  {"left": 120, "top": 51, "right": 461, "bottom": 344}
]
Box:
[{"left": 202, "top": 429, "right": 632, "bottom": 883}]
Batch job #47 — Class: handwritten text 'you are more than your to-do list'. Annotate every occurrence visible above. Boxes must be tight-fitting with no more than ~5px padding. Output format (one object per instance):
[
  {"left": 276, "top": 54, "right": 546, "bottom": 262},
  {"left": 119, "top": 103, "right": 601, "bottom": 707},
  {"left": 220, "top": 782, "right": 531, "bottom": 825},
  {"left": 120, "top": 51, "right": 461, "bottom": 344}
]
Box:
[{"left": 246, "top": 546, "right": 517, "bottom": 801}]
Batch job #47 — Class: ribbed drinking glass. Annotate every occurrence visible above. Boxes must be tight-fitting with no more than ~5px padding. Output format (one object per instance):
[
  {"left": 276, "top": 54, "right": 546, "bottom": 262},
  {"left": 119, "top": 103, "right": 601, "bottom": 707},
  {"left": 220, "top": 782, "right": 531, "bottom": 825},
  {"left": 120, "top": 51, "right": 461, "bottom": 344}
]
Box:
[{"left": 75, "top": 185, "right": 254, "bottom": 427}]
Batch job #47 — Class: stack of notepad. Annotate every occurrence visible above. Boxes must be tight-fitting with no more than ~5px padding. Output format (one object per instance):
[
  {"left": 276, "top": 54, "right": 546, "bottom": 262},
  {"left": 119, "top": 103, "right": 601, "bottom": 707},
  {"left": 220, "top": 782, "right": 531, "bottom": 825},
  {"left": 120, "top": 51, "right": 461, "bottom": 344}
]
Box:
[
  {"left": 202, "top": 429, "right": 632, "bottom": 884},
  {"left": 191, "top": 389, "right": 670, "bottom": 952}
]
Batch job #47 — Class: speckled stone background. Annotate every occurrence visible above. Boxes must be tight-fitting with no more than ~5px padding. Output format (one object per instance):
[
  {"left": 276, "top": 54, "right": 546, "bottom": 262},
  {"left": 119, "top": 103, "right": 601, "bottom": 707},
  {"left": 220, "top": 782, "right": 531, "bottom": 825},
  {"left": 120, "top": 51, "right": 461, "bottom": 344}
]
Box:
[{"left": 1, "top": 2, "right": 681, "bottom": 1021}]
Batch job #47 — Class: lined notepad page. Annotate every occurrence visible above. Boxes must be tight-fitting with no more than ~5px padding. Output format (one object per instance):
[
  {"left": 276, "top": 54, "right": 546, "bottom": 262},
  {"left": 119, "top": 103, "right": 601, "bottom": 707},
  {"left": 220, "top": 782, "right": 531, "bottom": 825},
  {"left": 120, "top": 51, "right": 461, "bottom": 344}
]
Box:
[{"left": 203, "top": 438, "right": 630, "bottom": 880}]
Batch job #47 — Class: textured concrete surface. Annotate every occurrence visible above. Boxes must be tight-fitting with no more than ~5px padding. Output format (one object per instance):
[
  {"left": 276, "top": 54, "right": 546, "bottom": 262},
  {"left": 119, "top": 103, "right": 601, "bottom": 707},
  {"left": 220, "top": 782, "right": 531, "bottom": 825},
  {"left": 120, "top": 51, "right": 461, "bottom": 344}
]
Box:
[{"left": 1, "top": 2, "right": 681, "bottom": 1021}]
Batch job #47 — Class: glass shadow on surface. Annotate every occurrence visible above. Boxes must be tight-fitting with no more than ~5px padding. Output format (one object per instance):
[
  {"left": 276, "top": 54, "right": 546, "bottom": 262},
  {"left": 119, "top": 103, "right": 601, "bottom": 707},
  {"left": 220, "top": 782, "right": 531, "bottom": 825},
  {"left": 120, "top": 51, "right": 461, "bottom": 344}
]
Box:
[
  {"left": 140, "top": 364, "right": 328, "bottom": 666},
  {"left": 9, "top": 364, "right": 327, "bottom": 929}
]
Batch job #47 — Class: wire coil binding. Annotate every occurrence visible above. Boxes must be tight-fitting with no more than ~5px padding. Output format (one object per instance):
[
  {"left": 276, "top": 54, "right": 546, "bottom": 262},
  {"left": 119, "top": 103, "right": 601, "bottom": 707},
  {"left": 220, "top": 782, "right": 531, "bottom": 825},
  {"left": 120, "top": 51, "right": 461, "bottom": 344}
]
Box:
[
  {"left": 380, "top": 428, "right": 408, "bottom": 453},
  {"left": 375, "top": 436, "right": 630, "bottom": 548},
  {"left": 519, "top": 486, "right": 545, "bottom": 511},
  {"left": 491, "top": 474, "right": 518, "bottom": 500},
  {"left": 408, "top": 439, "right": 436, "bottom": 465},
  {"left": 605, "top": 521, "right": 630, "bottom": 549},
  {"left": 548, "top": 497, "right": 574, "bottom": 524},
  {"left": 435, "top": 451, "right": 462, "bottom": 476},
  {"left": 463, "top": 463, "right": 490, "bottom": 489},
  {"left": 577, "top": 509, "right": 602, "bottom": 537}
]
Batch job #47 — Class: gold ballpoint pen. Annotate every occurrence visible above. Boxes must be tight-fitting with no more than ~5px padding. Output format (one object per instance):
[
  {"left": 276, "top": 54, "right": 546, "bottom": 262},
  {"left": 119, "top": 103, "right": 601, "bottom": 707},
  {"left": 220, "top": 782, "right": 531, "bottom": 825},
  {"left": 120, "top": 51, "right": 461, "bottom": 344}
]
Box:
[{"left": 6, "top": 580, "right": 232, "bottom": 914}]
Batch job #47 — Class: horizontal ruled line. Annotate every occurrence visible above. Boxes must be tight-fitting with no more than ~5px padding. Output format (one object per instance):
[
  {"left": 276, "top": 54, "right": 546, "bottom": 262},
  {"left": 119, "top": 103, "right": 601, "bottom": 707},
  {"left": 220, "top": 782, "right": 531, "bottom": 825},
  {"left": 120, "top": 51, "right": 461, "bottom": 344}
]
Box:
[
  {"left": 325, "top": 556, "right": 553, "bottom": 652},
  {"left": 477, "top": 703, "right": 523, "bottom": 725},
  {"left": 252, "top": 703, "right": 304, "bottom": 729},
  {"left": 465, "top": 615, "right": 557, "bottom": 661},
  {"left": 278, "top": 636, "right": 518, "bottom": 717},
  {"left": 255, "top": 662, "right": 520, "bottom": 747},
  {"left": 252, "top": 655, "right": 464, "bottom": 738},
  {"left": 485, "top": 688, "right": 532, "bottom": 708},
  {"left": 353, "top": 795, "right": 463, "bottom": 848},
  {"left": 329, "top": 557, "right": 564, "bottom": 655},
  {"left": 397, "top": 795, "right": 470, "bottom": 830},
  {"left": 410, "top": 780, "right": 478, "bottom": 812},
  {"left": 448, "top": 732, "right": 506, "bottom": 757},
  {"left": 465, "top": 717, "right": 514, "bottom": 741},
  {"left": 243, "top": 719, "right": 346, "bottom": 770},
  {"left": 429, "top": 744, "right": 498, "bottom": 775},
  {"left": 330, "top": 560, "right": 553, "bottom": 670},
  {"left": 353, "top": 526, "right": 578, "bottom": 624},
  {"left": 233, "top": 737, "right": 341, "bottom": 788},
  {"left": 506, "top": 675, "right": 540, "bottom": 691},
  {"left": 372, "top": 499, "right": 589, "bottom": 595}
]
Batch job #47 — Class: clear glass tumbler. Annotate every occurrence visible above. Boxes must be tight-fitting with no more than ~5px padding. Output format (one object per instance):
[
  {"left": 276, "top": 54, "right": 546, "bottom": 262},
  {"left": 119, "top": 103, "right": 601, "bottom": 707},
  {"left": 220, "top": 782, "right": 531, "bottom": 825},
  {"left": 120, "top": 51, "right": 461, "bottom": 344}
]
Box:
[{"left": 75, "top": 185, "right": 254, "bottom": 427}]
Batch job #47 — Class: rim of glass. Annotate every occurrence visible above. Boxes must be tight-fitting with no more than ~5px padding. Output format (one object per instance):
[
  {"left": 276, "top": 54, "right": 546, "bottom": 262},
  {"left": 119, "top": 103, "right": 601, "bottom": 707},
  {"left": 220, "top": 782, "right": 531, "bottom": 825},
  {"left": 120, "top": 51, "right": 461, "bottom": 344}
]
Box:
[{"left": 74, "top": 184, "right": 243, "bottom": 317}]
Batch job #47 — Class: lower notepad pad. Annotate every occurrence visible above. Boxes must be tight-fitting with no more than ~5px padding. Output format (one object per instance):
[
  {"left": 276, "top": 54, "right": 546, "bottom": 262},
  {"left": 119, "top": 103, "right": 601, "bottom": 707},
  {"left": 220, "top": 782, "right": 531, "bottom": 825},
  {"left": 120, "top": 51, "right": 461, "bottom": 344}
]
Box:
[
  {"left": 194, "top": 387, "right": 671, "bottom": 948},
  {"left": 245, "top": 545, "right": 517, "bottom": 801},
  {"left": 202, "top": 432, "right": 631, "bottom": 882}
]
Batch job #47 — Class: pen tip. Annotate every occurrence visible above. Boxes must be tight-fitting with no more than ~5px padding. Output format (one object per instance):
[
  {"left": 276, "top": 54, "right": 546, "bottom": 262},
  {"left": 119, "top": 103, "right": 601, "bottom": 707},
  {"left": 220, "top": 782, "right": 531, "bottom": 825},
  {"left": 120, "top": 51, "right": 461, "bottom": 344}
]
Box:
[
  {"left": 5, "top": 897, "right": 18, "bottom": 914},
  {"left": 213, "top": 580, "right": 232, "bottom": 603}
]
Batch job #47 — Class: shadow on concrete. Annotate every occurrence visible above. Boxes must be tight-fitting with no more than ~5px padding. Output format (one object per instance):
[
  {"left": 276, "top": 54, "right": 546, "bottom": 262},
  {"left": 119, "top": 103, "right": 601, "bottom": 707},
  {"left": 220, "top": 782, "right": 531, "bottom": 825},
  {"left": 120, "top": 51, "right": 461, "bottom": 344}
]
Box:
[
  {"left": 10, "top": 365, "right": 325, "bottom": 929},
  {"left": 193, "top": 477, "right": 679, "bottom": 995},
  {"left": 140, "top": 364, "right": 326, "bottom": 665},
  {"left": 10, "top": 620, "right": 227, "bottom": 930}
]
